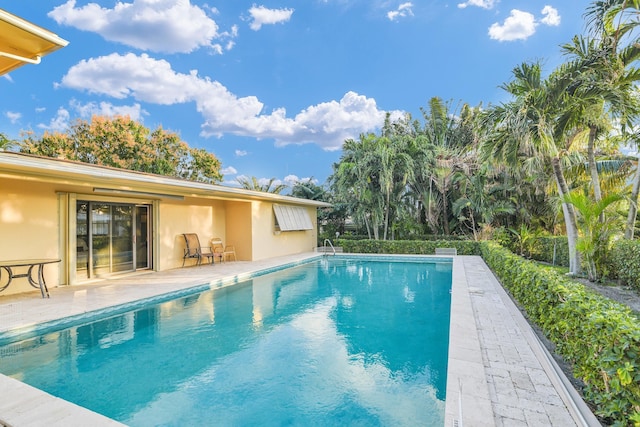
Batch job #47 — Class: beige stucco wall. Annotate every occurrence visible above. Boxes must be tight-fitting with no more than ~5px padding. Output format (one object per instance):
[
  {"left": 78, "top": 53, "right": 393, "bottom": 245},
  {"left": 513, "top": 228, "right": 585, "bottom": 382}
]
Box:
[
  {"left": 250, "top": 202, "right": 318, "bottom": 261},
  {"left": 160, "top": 203, "right": 213, "bottom": 270},
  {"left": 0, "top": 178, "right": 61, "bottom": 295},
  {"left": 0, "top": 158, "right": 324, "bottom": 297},
  {"left": 225, "top": 201, "right": 252, "bottom": 261}
]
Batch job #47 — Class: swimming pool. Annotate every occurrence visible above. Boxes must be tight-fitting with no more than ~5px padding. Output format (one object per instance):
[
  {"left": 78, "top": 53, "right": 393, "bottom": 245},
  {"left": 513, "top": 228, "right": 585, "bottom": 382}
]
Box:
[{"left": 0, "top": 256, "right": 452, "bottom": 426}]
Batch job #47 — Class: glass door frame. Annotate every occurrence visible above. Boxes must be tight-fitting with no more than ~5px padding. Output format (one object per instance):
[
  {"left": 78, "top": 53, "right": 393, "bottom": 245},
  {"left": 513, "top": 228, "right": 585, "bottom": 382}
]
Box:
[{"left": 75, "top": 200, "right": 152, "bottom": 281}]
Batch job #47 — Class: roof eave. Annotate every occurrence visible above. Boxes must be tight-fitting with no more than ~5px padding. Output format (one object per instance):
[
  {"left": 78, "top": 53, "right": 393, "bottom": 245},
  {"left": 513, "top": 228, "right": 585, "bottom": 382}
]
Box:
[{"left": 0, "top": 151, "right": 332, "bottom": 208}]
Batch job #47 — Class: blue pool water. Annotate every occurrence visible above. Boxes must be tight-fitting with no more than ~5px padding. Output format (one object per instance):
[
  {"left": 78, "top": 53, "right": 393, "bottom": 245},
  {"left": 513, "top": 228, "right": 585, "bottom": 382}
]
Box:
[{"left": 0, "top": 256, "right": 452, "bottom": 426}]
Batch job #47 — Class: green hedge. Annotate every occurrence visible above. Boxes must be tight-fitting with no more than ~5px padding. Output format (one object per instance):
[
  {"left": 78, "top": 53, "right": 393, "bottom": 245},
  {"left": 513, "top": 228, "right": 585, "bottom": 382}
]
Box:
[
  {"left": 480, "top": 241, "right": 640, "bottom": 426},
  {"left": 334, "top": 238, "right": 480, "bottom": 255},
  {"left": 529, "top": 236, "right": 570, "bottom": 267},
  {"left": 609, "top": 239, "right": 640, "bottom": 291}
]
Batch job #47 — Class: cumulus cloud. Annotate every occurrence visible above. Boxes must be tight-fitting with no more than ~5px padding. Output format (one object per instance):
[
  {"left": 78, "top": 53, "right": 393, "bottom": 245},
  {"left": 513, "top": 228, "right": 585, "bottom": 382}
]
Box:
[
  {"left": 248, "top": 5, "right": 294, "bottom": 31},
  {"left": 458, "top": 0, "right": 496, "bottom": 9},
  {"left": 488, "top": 9, "right": 536, "bottom": 41},
  {"left": 541, "top": 5, "right": 561, "bottom": 26},
  {"left": 284, "top": 174, "right": 301, "bottom": 186},
  {"left": 6, "top": 111, "right": 21, "bottom": 124},
  {"left": 387, "top": 3, "right": 414, "bottom": 21},
  {"left": 48, "top": 0, "right": 229, "bottom": 54},
  {"left": 488, "top": 7, "right": 561, "bottom": 41},
  {"left": 284, "top": 175, "right": 317, "bottom": 186},
  {"left": 70, "top": 99, "right": 146, "bottom": 121},
  {"left": 235, "top": 150, "right": 248, "bottom": 156},
  {"left": 221, "top": 166, "right": 238, "bottom": 175},
  {"left": 38, "top": 107, "right": 71, "bottom": 131},
  {"left": 59, "top": 53, "right": 390, "bottom": 150}
]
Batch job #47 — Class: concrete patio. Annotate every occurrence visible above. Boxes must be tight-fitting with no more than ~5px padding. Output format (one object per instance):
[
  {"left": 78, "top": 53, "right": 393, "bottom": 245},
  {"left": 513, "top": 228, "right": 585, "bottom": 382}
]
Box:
[{"left": 0, "top": 254, "right": 600, "bottom": 426}]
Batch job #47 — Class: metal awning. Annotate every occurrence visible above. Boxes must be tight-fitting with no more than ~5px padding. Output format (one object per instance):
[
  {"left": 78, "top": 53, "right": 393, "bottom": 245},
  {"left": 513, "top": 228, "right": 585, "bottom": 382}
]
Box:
[{"left": 0, "top": 8, "right": 68, "bottom": 76}]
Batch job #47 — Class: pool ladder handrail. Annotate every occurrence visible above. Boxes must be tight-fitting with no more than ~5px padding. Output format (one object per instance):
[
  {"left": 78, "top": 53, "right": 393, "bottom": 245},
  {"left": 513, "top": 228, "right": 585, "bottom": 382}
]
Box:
[{"left": 323, "top": 239, "right": 336, "bottom": 256}]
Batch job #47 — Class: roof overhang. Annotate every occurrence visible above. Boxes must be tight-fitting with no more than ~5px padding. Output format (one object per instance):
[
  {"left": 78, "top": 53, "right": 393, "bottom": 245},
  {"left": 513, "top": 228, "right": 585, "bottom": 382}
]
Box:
[
  {"left": 0, "top": 152, "right": 332, "bottom": 208},
  {"left": 0, "top": 8, "right": 69, "bottom": 76}
]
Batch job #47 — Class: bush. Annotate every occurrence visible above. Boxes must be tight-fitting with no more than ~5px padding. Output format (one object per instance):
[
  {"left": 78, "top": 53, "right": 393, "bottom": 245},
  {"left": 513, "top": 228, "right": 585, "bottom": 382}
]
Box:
[
  {"left": 335, "top": 238, "right": 480, "bottom": 255},
  {"left": 529, "top": 235, "right": 570, "bottom": 267},
  {"left": 609, "top": 239, "right": 640, "bottom": 291},
  {"left": 480, "top": 241, "right": 640, "bottom": 426}
]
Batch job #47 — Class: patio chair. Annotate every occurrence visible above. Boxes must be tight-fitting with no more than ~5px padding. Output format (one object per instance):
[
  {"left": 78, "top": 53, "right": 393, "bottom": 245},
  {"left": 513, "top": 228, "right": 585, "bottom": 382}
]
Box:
[
  {"left": 211, "top": 238, "right": 237, "bottom": 262},
  {"left": 182, "top": 233, "right": 214, "bottom": 267}
]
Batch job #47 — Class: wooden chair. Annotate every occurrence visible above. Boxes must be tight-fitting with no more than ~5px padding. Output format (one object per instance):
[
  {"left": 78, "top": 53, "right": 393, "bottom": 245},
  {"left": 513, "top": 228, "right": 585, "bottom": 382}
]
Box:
[
  {"left": 211, "top": 238, "right": 237, "bottom": 262},
  {"left": 182, "top": 233, "right": 214, "bottom": 266}
]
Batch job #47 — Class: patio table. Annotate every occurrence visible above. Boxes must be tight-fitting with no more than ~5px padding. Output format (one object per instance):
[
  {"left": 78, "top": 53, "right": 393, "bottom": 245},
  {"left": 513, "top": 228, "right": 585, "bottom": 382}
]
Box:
[{"left": 0, "top": 259, "right": 61, "bottom": 298}]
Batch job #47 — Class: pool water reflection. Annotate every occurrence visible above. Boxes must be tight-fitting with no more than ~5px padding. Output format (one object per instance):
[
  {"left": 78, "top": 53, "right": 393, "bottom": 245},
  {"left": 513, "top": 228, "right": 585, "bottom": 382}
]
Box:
[{"left": 0, "top": 256, "right": 452, "bottom": 426}]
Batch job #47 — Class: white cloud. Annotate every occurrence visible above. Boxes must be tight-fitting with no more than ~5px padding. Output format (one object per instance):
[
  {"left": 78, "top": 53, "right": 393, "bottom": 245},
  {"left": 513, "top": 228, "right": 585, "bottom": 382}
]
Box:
[
  {"left": 258, "top": 177, "right": 283, "bottom": 187},
  {"left": 60, "top": 53, "right": 391, "bottom": 150},
  {"left": 488, "top": 9, "right": 536, "bottom": 41},
  {"left": 48, "top": 0, "right": 229, "bottom": 54},
  {"left": 221, "top": 166, "right": 237, "bottom": 175},
  {"left": 541, "top": 6, "right": 560, "bottom": 26},
  {"left": 284, "top": 174, "right": 301, "bottom": 186},
  {"left": 235, "top": 150, "right": 248, "bottom": 156},
  {"left": 70, "top": 99, "right": 146, "bottom": 121},
  {"left": 6, "top": 111, "right": 21, "bottom": 124},
  {"left": 35, "top": 107, "right": 46, "bottom": 113},
  {"left": 458, "top": 0, "right": 496, "bottom": 9},
  {"left": 38, "top": 107, "right": 70, "bottom": 131},
  {"left": 488, "top": 7, "right": 561, "bottom": 42},
  {"left": 248, "top": 5, "right": 294, "bottom": 31},
  {"left": 283, "top": 175, "right": 317, "bottom": 186},
  {"left": 387, "top": 3, "right": 414, "bottom": 22}
]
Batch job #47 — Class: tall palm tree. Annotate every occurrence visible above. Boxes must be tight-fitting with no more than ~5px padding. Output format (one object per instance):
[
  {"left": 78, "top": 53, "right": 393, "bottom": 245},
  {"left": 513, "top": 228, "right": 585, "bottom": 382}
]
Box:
[
  {"left": 586, "top": 1, "right": 640, "bottom": 238},
  {"left": 559, "top": 32, "right": 640, "bottom": 215},
  {"left": 330, "top": 134, "right": 384, "bottom": 239},
  {"left": 408, "top": 98, "right": 478, "bottom": 235},
  {"left": 482, "top": 61, "right": 583, "bottom": 275}
]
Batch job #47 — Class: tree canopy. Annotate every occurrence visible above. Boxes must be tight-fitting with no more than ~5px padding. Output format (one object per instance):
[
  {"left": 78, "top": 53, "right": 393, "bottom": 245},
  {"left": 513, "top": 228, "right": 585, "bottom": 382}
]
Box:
[{"left": 20, "top": 115, "right": 223, "bottom": 183}]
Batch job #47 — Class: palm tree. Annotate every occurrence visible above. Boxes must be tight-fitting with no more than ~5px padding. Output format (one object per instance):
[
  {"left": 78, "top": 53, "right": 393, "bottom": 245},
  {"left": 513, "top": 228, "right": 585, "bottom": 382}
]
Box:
[
  {"left": 564, "top": 191, "right": 623, "bottom": 281},
  {"left": 585, "top": 0, "right": 640, "bottom": 237},
  {"left": 290, "top": 179, "right": 326, "bottom": 201},
  {"left": 330, "top": 134, "right": 385, "bottom": 239},
  {"left": 559, "top": 32, "right": 640, "bottom": 216},
  {"left": 236, "top": 176, "right": 287, "bottom": 194},
  {"left": 408, "top": 98, "right": 479, "bottom": 235},
  {"left": 482, "top": 61, "right": 583, "bottom": 275},
  {"left": 0, "top": 133, "right": 17, "bottom": 151},
  {"left": 452, "top": 164, "right": 516, "bottom": 240}
]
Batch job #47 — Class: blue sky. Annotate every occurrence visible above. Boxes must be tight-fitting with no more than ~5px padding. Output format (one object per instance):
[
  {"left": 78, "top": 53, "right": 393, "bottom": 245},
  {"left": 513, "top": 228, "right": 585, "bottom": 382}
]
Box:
[{"left": 1, "top": 0, "right": 593, "bottom": 189}]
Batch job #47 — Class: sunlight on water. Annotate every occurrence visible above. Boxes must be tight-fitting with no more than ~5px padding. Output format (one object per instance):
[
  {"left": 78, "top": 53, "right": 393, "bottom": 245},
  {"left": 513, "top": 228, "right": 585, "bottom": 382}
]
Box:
[{"left": 0, "top": 257, "right": 452, "bottom": 426}]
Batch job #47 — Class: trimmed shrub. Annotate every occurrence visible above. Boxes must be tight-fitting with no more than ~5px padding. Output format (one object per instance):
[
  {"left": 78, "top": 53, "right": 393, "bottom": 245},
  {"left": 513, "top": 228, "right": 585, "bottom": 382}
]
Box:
[
  {"left": 529, "top": 235, "right": 570, "bottom": 267},
  {"left": 480, "top": 241, "right": 640, "bottom": 426},
  {"left": 609, "top": 239, "right": 640, "bottom": 291},
  {"left": 335, "top": 238, "right": 480, "bottom": 255}
]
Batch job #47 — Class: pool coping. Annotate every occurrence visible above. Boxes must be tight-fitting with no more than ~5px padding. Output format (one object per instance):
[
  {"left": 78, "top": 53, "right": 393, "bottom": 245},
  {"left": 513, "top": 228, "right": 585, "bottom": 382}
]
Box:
[{"left": 0, "top": 253, "right": 598, "bottom": 426}]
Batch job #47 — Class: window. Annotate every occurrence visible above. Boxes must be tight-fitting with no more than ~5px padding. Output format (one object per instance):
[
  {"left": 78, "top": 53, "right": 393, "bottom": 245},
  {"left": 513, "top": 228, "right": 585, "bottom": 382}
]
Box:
[{"left": 273, "top": 205, "right": 313, "bottom": 231}]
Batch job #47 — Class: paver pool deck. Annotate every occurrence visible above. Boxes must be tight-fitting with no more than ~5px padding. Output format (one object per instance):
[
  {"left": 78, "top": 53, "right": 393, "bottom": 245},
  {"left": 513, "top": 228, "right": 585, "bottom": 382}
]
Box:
[{"left": 0, "top": 254, "right": 601, "bottom": 426}]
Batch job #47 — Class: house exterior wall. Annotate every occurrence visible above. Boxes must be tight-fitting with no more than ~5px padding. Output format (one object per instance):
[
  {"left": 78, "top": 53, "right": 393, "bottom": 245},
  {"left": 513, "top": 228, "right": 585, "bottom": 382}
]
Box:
[
  {"left": 0, "top": 153, "right": 327, "bottom": 298},
  {"left": 251, "top": 202, "right": 317, "bottom": 261},
  {"left": 0, "top": 178, "right": 61, "bottom": 295},
  {"left": 160, "top": 202, "right": 213, "bottom": 270},
  {"left": 225, "top": 201, "right": 252, "bottom": 261}
]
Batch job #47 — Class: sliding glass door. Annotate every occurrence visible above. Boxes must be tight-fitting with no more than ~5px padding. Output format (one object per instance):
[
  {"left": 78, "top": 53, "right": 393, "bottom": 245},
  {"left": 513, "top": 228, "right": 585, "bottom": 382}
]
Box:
[{"left": 76, "top": 201, "right": 151, "bottom": 280}]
